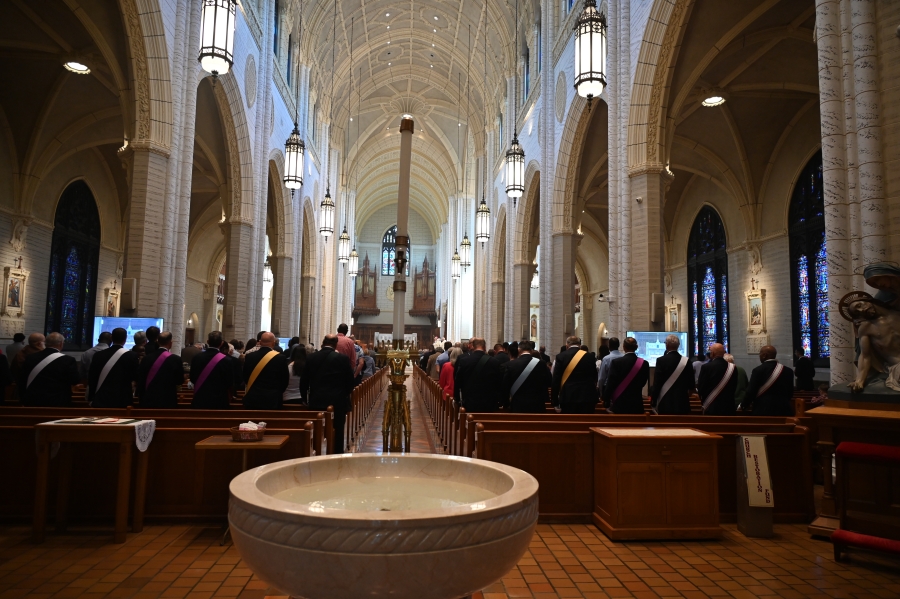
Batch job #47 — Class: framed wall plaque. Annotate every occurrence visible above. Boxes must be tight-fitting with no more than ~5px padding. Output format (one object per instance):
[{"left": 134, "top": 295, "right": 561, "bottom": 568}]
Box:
[
  {"left": 746, "top": 288, "right": 767, "bottom": 334},
  {"left": 1, "top": 267, "right": 27, "bottom": 318}
]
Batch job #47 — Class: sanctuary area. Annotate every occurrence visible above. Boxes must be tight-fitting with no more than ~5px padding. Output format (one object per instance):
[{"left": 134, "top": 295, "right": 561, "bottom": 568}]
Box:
[{"left": 0, "top": 0, "right": 899, "bottom": 598}]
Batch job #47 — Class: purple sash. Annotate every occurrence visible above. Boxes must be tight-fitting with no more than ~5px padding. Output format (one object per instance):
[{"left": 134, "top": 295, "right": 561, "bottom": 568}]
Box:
[
  {"left": 146, "top": 350, "right": 171, "bottom": 387},
  {"left": 195, "top": 352, "right": 226, "bottom": 392},
  {"left": 612, "top": 357, "right": 645, "bottom": 403}
]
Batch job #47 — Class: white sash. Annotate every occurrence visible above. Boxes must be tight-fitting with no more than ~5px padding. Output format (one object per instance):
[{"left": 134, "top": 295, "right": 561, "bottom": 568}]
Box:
[
  {"left": 96, "top": 348, "right": 128, "bottom": 392},
  {"left": 26, "top": 352, "right": 65, "bottom": 388},
  {"left": 658, "top": 355, "right": 689, "bottom": 407},
  {"left": 510, "top": 357, "right": 539, "bottom": 398},
  {"left": 702, "top": 362, "right": 735, "bottom": 412},
  {"left": 757, "top": 363, "right": 785, "bottom": 397}
]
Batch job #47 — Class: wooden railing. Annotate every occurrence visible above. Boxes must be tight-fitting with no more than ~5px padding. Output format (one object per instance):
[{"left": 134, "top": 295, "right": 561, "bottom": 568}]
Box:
[{"left": 344, "top": 367, "right": 389, "bottom": 452}]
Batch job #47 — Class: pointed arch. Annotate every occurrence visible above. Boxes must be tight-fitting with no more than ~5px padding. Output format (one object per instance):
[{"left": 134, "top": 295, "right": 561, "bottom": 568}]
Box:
[
  {"left": 686, "top": 205, "right": 729, "bottom": 357},
  {"left": 552, "top": 95, "right": 590, "bottom": 233}
]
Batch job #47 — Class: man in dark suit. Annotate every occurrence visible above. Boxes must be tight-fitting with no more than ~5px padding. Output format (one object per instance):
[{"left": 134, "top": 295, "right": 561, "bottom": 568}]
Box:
[
  {"left": 454, "top": 337, "right": 503, "bottom": 413},
  {"left": 88, "top": 327, "right": 139, "bottom": 408},
  {"left": 190, "top": 331, "right": 235, "bottom": 409},
  {"left": 793, "top": 348, "right": 815, "bottom": 391},
  {"left": 243, "top": 332, "right": 289, "bottom": 409},
  {"left": 552, "top": 336, "right": 598, "bottom": 414},
  {"left": 503, "top": 341, "right": 552, "bottom": 412},
  {"left": 650, "top": 334, "right": 695, "bottom": 414},
  {"left": 602, "top": 337, "right": 650, "bottom": 414},
  {"left": 492, "top": 344, "right": 511, "bottom": 368},
  {"left": 136, "top": 328, "right": 185, "bottom": 408},
  {"left": 19, "top": 332, "right": 80, "bottom": 407},
  {"left": 301, "top": 335, "right": 355, "bottom": 453},
  {"left": 697, "top": 343, "right": 737, "bottom": 415},
  {"left": 741, "top": 345, "right": 795, "bottom": 416}
]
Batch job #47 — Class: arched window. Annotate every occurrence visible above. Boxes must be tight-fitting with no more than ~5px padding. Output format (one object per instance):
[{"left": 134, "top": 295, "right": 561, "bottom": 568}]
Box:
[
  {"left": 687, "top": 206, "right": 729, "bottom": 357},
  {"left": 381, "top": 225, "right": 410, "bottom": 276},
  {"left": 45, "top": 181, "right": 101, "bottom": 350},
  {"left": 789, "top": 151, "right": 829, "bottom": 365}
]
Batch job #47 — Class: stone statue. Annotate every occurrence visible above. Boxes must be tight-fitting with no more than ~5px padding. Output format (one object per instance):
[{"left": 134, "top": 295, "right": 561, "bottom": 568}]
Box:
[{"left": 839, "top": 263, "right": 900, "bottom": 393}]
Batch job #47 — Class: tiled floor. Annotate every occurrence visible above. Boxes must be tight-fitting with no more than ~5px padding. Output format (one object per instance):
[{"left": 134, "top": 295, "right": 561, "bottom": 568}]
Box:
[{"left": 2, "top": 378, "right": 899, "bottom": 599}]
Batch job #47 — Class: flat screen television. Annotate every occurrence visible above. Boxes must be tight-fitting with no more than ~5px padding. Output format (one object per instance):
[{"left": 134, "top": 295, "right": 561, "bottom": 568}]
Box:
[
  {"left": 625, "top": 331, "right": 688, "bottom": 364},
  {"left": 93, "top": 317, "right": 164, "bottom": 350},
  {"left": 278, "top": 338, "right": 293, "bottom": 350}
]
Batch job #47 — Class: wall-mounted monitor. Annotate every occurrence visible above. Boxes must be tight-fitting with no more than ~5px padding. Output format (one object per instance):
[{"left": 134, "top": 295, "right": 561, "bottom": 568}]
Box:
[
  {"left": 626, "top": 331, "right": 688, "bottom": 364},
  {"left": 93, "top": 317, "right": 164, "bottom": 350},
  {"left": 278, "top": 338, "right": 293, "bottom": 350}
]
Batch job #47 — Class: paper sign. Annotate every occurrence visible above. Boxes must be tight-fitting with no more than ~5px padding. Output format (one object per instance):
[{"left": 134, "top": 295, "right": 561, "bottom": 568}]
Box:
[{"left": 741, "top": 435, "right": 774, "bottom": 508}]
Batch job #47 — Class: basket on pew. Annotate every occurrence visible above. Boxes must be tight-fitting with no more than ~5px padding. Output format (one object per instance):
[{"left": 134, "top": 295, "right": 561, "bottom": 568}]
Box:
[{"left": 230, "top": 424, "right": 266, "bottom": 441}]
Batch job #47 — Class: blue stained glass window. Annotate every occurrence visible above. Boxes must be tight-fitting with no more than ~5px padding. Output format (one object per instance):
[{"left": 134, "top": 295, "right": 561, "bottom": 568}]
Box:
[
  {"left": 381, "top": 226, "right": 410, "bottom": 277},
  {"left": 687, "top": 207, "right": 728, "bottom": 357},
  {"left": 44, "top": 181, "right": 100, "bottom": 350},
  {"left": 789, "top": 151, "right": 829, "bottom": 365}
]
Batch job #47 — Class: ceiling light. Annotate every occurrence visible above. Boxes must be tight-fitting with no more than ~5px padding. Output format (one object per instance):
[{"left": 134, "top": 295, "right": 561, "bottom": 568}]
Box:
[
  {"left": 700, "top": 87, "right": 727, "bottom": 107},
  {"left": 430, "top": 64, "right": 433, "bottom": 68},
  {"left": 63, "top": 61, "right": 90, "bottom": 74},
  {"left": 385, "top": 12, "right": 389, "bottom": 16},
  {"left": 432, "top": 43, "right": 435, "bottom": 46},
  {"left": 388, "top": 62, "right": 391, "bottom": 65},
  {"left": 702, "top": 95, "right": 725, "bottom": 107},
  {"left": 198, "top": 0, "right": 237, "bottom": 77},
  {"left": 434, "top": 15, "right": 438, "bottom": 20},
  {"left": 433, "top": 28, "right": 437, "bottom": 32}
]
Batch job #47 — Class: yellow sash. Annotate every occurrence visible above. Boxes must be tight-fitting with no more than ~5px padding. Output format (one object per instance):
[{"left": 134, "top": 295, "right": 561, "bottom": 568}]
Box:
[
  {"left": 246, "top": 350, "right": 277, "bottom": 392},
  {"left": 560, "top": 350, "right": 587, "bottom": 390}
]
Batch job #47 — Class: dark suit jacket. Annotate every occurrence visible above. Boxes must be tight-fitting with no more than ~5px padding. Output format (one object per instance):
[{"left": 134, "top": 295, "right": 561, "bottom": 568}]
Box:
[
  {"left": 454, "top": 350, "right": 503, "bottom": 413},
  {"left": 494, "top": 351, "right": 511, "bottom": 368},
  {"left": 743, "top": 360, "right": 795, "bottom": 416},
  {"left": 300, "top": 347, "right": 354, "bottom": 412},
  {"left": 603, "top": 353, "right": 650, "bottom": 414},
  {"left": 243, "top": 347, "right": 290, "bottom": 410},
  {"left": 87, "top": 345, "right": 139, "bottom": 408},
  {"left": 136, "top": 347, "right": 185, "bottom": 408},
  {"left": 650, "top": 351, "right": 694, "bottom": 415},
  {"left": 794, "top": 356, "right": 815, "bottom": 391},
  {"left": 503, "top": 354, "right": 552, "bottom": 413},
  {"left": 551, "top": 347, "right": 598, "bottom": 407},
  {"left": 697, "top": 357, "right": 738, "bottom": 415},
  {"left": 18, "top": 348, "right": 80, "bottom": 407},
  {"left": 189, "top": 348, "right": 236, "bottom": 409}
]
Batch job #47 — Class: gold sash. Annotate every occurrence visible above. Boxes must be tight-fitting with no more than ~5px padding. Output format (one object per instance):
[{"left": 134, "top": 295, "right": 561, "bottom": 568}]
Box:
[
  {"left": 246, "top": 350, "right": 278, "bottom": 392},
  {"left": 560, "top": 350, "right": 586, "bottom": 390}
]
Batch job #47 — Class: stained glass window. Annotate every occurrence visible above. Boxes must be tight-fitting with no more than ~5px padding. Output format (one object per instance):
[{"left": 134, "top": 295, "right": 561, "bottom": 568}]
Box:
[
  {"left": 381, "top": 225, "right": 410, "bottom": 277},
  {"left": 687, "top": 206, "right": 729, "bottom": 356},
  {"left": 44, "top": 181, "right": 101, "bottom": 350},
  {"left": 789, "top": 151, "right": 829, "bottom": 365}
]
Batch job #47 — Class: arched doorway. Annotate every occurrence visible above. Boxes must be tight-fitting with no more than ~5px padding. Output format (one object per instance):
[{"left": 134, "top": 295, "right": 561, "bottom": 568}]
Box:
[{"left": 45, "top": 181, "right": 101, "bottom": 350}]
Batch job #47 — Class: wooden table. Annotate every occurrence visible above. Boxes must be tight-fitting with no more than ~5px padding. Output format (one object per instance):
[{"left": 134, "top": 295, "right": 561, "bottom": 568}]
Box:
[
  {"left": 195, "top": 435, "right": 289, "bottom": 545},
  {"left": 806, "top": 406, "right": 900, "bottom": 536},
  {"left": 33, "top": 422, "right": 151, "bottom": 543},
  {"left": 591, "top": 427, "right": 721, "bottom": 540}
]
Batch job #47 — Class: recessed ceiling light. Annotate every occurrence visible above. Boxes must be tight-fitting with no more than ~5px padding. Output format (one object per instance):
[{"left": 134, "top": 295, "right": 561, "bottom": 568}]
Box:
[
  {"left": 702, "top": 95, "right": 725, "bottom": 107},
  {"left": 64, "top": 61, "right": 90, "bottom": 74},
  {"left": 433, "top": 28, "right": 436, "bottom": 32},
  {"left": 433, "top": 15, "right": 438, "bottom": 20},
  {"left": 385, "top": 12, "right": 389, "bottom": 16},
  {"left": 430, "top": 64, "right": 433, "bottom": 67},
  {"left": 432, "top": 43, "right": 435, "bottom": 47},
  {"left": 700, "top": 87, "right": 727, "bottom": 107},
  {"left": 387, "top": 41, "right": 391, "bottom": 44},
  {"left": 388, "top": 62, "right": 391, "bottom": 65}
]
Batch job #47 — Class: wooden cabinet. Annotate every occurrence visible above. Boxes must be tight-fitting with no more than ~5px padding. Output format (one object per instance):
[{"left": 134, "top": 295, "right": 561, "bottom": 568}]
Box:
[{"left": 591, "top": 427, "right": 721, "bottom": 540}]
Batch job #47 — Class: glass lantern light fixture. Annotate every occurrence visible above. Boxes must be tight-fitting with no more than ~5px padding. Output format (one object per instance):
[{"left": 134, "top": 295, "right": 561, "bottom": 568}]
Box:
[
  {"left": 506, "top": 138, "right": 525, "bottom": 203},
  {"left": 319, "top": 190, "right": 335, "bottom": 238},
  {"left": 460, "top": 233, "right": 472, "bottom": 271},
  {"left": 573, "top": 0, "right": 607, "bottom": 107},
  {"left": 263, "top": 258, "right": 273, "bottom": 283},
  {"left": 475, "top": 197, "right": 491, "bottom": 245},
  {"left": 530, "top": 268, "right": 539, "bottom": 289},
  {"left": 338, "top": 227, "right": 351, "bottom": 264},
  {"left": 284, "top": 124, "right": 305, "bottom": 189},
  {"left": 198, "top": 0, "right": 237, "bottom": 77},
  {"left": 348, "top": 247, "right": 359, "bottom": 277},
  {"left": 451, "top": 249, "right": 461, "bottom": 280}
]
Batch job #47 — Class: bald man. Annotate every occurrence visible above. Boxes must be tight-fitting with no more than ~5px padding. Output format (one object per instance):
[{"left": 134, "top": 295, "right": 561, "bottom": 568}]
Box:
[
  {"left": 740, "top": 345, "right": 795, "bottom": 416},
  {"left": 242, "top": 331, "right": 289, "bottom": 409},
  {"left": 697, "top": 343, "right": 737, "bottom": 415},
  {"left": 18, "top": 332, "right": 80, "bottom": 407},
  {"left": 12, "top": 332, "right": 44, "bottom": 377}
]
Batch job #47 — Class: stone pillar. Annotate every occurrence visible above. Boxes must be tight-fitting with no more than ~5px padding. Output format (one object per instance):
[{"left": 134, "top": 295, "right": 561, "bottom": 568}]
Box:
[
  {"left": 393, "top": 117, "right": 414, "bottom": 346},
  {"left": 268, "top": 254, "right": 292, "bottom": 336},
  {"left": 492, "top": 280, "right": 505, "bottom": 343},
  {"left": 627, "top": 166, "right": 669, "bottom": 331},
  {"left": 606, "top": 0, "right": 620, "bottom": 337},
  {"left": 299, "top": 274, "right": 316, "bottom": 344},
  {"left": 550, "top": 232, "right": 578, "bottom": 341},
  {"left": 222, "top": 219, "right": 254, "bottom": 342},
  {"left": 512, "top": 262, "right": 532, "bottom": 340},
  {"left": 539, "top": 0, "right": 556, "bottom": 354}
]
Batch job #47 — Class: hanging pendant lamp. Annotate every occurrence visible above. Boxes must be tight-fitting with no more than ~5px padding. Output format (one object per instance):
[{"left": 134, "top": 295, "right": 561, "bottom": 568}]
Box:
[
  {"left": 573, "top": 0, "right": 607, "bottom": 106},
  {"left": 338, "top": 227, "right": 351, "bottom": 263},
  {"left": 506, "top": 0, "right": 525, "bottom": 204},
  {"left": 451, "top": 249, "right": 461, "bottom": 280},
  {"left": 284, "top": 124, "right": 305, "bottom": 189},
  {"left": 348, "top": 248, "right": 359, "bottom": 277},
  {"left": 198, "top": 0, "right": 237, "bottom": 77},
  {"left": 460, "top": 234, "right": 472, "bottom": 271},
  {"left": 475, "top": 197, "right": 491, "bottom": 244},
  {"left": 320, "top": 190, "right": 335, "bottom": 238}
]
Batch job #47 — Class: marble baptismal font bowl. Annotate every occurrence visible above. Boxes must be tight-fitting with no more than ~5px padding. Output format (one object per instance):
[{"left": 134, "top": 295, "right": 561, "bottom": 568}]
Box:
[{"left": 228, "top": 453, "right": 539, "bottom": 599}]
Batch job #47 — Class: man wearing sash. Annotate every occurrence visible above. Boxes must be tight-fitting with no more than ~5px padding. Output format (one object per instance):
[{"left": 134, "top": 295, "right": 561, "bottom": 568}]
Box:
[
  {"left": 697, "top": 343, "right": 737, "bottom": 415},
  {"left": 741, "top": 345, "right": 795, "bottom": 416},
  {"left": 503, "top": 341, "right": 552, "bottom": 412},
  {"left": 19, "top": 332, "right": 79, "bottom": 407},
  {"left": 136, "top": 328, "right": 185, "bottom": 408},
  {"left": 190, "top": 331, "right": 236, "bottom": 409},
  {"left": 602, "top": 337, "right": 650, "bottom": 414},
  {"left": 242, "top": 332, "right": 289, "bottom": 410},
  {"left": 88, "top": 327, "right": 139, "bottom": 408},
  {"left": 552, "top": 336, "right": 598, "bottom": 414},
  {"left": 650, "top": 335, "right": 695, "bottom": 415},
  {"left": 454, "top": 337, "right": 503, "bottom": 413},
  {"left": 302, "top": 335, "right": 354, "bottom": 453}
]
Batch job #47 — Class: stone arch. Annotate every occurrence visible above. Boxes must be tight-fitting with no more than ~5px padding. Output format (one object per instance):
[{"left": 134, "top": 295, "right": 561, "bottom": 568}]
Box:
[
  {"left": 626, "top": 0, "right": 692, "bottom": 170},
  {"left": 266, "top": 153, "right": 293, "bottom": 258},
  {"left": 212, "top": 75, "right": 255, "bottom": 223},
  {"left": 515, "top": 163, "right": 541, "bottom": 264},
  {"left": 301, "top": 196, "right": 318, "bottom": 278},
  {"left": 552, "top": 95, "right": 590, "bottom": 233}
]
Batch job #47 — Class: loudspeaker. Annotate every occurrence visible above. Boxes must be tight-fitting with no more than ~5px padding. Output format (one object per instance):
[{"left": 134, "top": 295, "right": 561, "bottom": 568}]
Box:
[
  {"left": 650, "top": 292, "right": 665, "bottom": 324},
  {"left": 120, "top": 278, "right": 137, "bottom": 311}
]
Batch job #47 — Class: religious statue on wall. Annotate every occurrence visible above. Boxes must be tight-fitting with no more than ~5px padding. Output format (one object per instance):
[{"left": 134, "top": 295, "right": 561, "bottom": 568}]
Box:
[
  {"left": 1, "top": 258, "right": 27, "bottom": 319},
  {"left": 838, "top": 263, "right": 900, "bottom": 395}
]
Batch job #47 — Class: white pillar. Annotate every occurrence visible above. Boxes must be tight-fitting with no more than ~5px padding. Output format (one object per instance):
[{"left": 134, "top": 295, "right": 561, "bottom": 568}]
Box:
[{"left": 392, "top": 117, "right": 414, "bottom": 345}]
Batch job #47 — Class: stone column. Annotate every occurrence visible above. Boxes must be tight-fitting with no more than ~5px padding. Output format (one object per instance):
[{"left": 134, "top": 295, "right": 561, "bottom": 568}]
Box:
[
  {"left": 550, "top": 232, "right": 578, "bottom": 341},
  {"left": 393, "top": 117, "right": 414, "bottom": 346},
  {"left": 268, "top": 254, "right": 292, "bottom": 336},
  {"left": 299, "top": 275, "right": 316, "bottom": 344},
  {"left": 512, "top": 262, "right": 532, "bottom": 340},
  {"left": 606, "top": 0, "right": 620, "bottom": 337},
  {"left": 492, "top": 280, "right": 505, "bottom": 343},
  {"left": 221, "top": 219, "right": 254, "bottom": 342},
  {"left": 539, "top": 0, "right": 556, "bottom": 354},
  {"left": 627, "top": 166, "right": 669, "bottom": 331}
]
